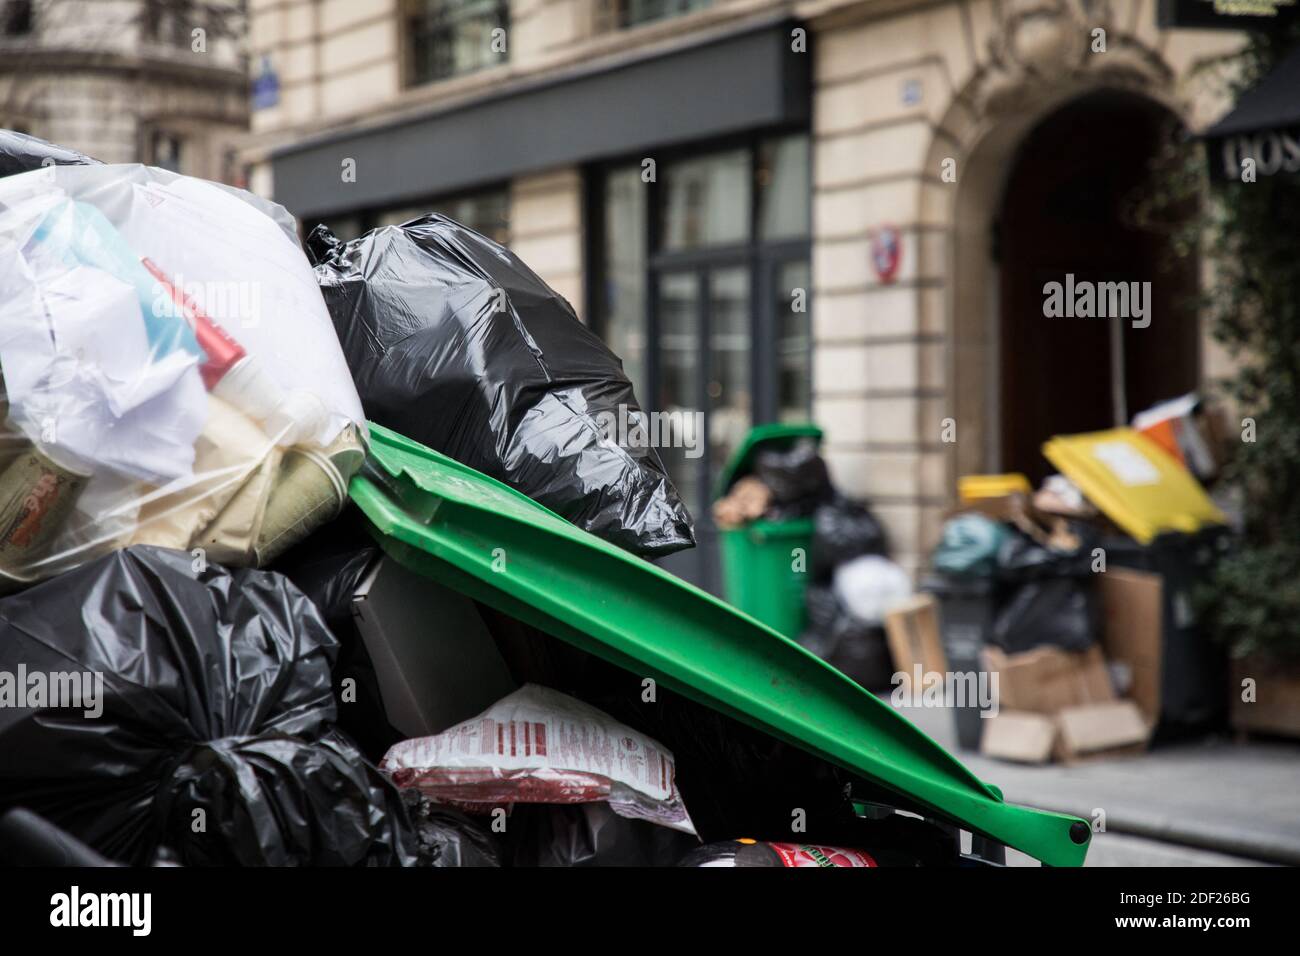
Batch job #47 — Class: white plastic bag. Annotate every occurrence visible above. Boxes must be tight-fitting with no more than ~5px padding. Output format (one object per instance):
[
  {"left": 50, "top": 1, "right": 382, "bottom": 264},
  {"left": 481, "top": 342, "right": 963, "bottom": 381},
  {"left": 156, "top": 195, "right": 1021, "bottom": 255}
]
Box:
[
  {"left": 0, "top": 163, "right": 365, "bottom": 587},
  {"left": 380, "top": 684, "right": 697, "bottom": 835},
  {"left": 832, "top": 554, "right": 912, "bottom": 625}
]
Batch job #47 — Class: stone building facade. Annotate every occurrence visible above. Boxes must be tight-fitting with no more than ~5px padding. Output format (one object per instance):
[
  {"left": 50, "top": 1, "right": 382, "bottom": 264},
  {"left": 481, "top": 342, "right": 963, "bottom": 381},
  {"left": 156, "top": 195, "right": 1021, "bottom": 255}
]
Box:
[
  {"left": 0, "top": 0, "right": 248, "bottom": 181},
  {"left": 241, "top": 0, "right": 1245, "bottom": 586}
]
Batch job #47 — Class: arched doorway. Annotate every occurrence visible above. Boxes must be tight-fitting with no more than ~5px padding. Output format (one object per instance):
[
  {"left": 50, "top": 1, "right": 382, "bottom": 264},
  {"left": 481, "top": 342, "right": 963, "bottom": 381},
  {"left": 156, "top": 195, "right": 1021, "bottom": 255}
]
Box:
[{"left": 994, "top": 90, "right": 1200, "bottom": 483}]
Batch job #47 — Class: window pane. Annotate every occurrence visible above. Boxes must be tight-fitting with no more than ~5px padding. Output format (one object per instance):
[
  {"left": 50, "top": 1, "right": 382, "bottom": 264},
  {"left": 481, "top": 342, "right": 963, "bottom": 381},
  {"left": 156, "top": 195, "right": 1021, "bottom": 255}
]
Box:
[
  {"left": 375, "top": 189, "right": 510, "bottom": 244},
  {"left": 775, "top": 260, "right": 812, "bottom": 422},
  {"left": 602, "top": 167, "right": 647, "bottom": 395},
  {"left": 657, "top": 272, "right": 703, "bottom": 519},
  {"left": 661, "top": 149, "right": 750, "bottom": 250},
  {"left": 622, "top": 0, "right": 712, "bottom": 28},
  {"left": 408, "top": 0, "right": 508, "bottom": 86},
  {"left": 708, "top": 267, "right": 751, "bottom": 488},
  {"left": 758, "top": 134, "right": 810, "bottom": 240}
]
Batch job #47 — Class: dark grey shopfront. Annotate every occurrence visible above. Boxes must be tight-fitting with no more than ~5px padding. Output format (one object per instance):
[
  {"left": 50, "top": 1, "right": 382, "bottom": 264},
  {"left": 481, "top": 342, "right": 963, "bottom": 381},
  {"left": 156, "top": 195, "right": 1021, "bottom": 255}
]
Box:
[{"left": 272, "top": 17, "right": 813, "bottom": 591}]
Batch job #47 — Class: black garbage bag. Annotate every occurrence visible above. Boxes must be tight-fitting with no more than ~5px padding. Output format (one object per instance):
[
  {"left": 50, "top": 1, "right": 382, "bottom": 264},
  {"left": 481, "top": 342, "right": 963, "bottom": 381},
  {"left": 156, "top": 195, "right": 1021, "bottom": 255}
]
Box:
[
  {"left": 802, "top": 582, "right": 843, "bottom": 644},
  {"left": 752, "top": 438, "right": 833, "bottom": 508},
  {"left": 992, "top": 578, "right": 1098, "bottom": 654},
  {"left": 272, "top": 509, "right": 403, "bottom": 763},
  {"left": 995, "top": 532, "right": 1093, "bottom": 580},
  {"left": 0, "top": 129, "right": 101, "bottom": 178},
  {"left": 799, "top": 585, "right": 894, "bottom": 690},
  {"left": 401, "top": 790, "right": 500, "bottom": 867},
  {"left": 811, "top": 496, "right": 888, "bottom": 579},
  {"left": 991, "top": 534, "right": 1099, "bottom": 653},
  {"left": 0, "top": 546, "right": 417, "bottom": 867},
  {"left": 509, "top": 803, "right": 698, "bottom": 867},
  {"left": 308, "top": 217, "right": 695, "bottom": 558}
]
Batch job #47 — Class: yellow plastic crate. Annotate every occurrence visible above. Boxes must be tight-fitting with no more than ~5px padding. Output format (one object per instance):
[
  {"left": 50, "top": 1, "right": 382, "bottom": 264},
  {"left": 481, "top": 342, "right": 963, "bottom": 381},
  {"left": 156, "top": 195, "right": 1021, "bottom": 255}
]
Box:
[{"left": 957, "top": 473, "right": 1032, "bottom": 502}]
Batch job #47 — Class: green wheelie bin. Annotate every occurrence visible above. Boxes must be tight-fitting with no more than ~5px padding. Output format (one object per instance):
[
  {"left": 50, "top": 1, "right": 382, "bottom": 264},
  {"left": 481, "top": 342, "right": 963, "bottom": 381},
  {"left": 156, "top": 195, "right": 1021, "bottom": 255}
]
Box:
[
  {"left": 347, "top": 423, "right": 1092, "bottom": 866},
  {"left": 714, "top": 423, "right": 823, "bottom": 637}
]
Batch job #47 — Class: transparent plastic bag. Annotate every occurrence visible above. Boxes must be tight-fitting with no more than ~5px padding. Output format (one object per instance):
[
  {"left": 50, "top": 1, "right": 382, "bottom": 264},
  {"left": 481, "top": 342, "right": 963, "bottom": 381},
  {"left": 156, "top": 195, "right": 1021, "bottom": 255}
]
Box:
[
  {"left": 380, "top": 684, "right": 697, "bottom": 835},
  {"left": 0, "top": 163, "right": 365, "bottom": 588}
]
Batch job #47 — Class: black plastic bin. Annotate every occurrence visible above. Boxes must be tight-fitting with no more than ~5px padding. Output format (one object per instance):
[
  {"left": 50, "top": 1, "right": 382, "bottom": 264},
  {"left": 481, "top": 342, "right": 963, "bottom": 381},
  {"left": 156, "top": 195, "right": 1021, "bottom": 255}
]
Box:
[{"left": 1098, "top": 526, "right": 1232, "bottom": 738}]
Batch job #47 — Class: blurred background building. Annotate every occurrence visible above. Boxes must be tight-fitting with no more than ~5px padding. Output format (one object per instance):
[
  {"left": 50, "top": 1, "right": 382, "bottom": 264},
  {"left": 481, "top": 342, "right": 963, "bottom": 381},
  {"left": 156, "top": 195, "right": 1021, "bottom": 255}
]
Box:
[
  {"left": 0, "top": 0, "right": 248, "bottom": 181},
  {"left": 240, "top": 0, "right": 1247, "bottom": 589}
]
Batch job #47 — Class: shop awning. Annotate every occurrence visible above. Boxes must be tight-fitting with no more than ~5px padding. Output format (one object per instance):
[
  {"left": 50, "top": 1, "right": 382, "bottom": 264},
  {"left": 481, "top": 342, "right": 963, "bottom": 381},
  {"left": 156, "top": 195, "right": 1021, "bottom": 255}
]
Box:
[
  {"left": 1202, "top": 44, "right": 1300, "bottom": 181},
  {"left": 270, "top": 17, "right": 809, "bottom": 221}
]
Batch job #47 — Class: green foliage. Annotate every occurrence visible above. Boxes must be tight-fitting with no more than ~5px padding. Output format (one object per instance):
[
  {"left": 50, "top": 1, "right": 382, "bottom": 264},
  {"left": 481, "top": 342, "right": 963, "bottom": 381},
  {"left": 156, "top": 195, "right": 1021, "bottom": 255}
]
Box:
[{"left": 1190, "top": 27, "right": 1300, "bottom": 662}]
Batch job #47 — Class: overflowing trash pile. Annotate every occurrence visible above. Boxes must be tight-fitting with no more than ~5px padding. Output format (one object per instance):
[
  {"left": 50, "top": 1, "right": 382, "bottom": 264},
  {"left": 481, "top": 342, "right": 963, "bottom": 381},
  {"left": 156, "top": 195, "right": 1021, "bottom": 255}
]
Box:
[
  {"left": 888, "top": 402, "right": 1233, "bottom": 762},
  {"left": 713, "top": 429, "right": 905, "bottom": 690},
  {"left": 0, "top": 133, "right": 971, "bottom": 868}
]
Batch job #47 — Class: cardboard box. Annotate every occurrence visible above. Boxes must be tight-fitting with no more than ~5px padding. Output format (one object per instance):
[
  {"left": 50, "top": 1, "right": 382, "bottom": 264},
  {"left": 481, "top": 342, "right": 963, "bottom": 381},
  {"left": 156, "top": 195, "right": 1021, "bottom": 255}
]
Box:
[
  {"left": 980, "top": 632, "right": 1154, "bottom": 763},
  {"left": 883, "top": 595, "right": 948, "bottom": 691},
  {"left": 1097, "top": 568, "right": 1163, "bottom": 724},
  {"left": 980, "top": 701, "right": 1150, "bottom": 764},
  {"left": 980, "top": 711, "right": 1057, "bottom": 763},
  {"left": 1054, "top": 700, "right": 1150, "bottom": 763},
  {"left": 983, "top": 644, "right": 1114, "bottom": 714}
]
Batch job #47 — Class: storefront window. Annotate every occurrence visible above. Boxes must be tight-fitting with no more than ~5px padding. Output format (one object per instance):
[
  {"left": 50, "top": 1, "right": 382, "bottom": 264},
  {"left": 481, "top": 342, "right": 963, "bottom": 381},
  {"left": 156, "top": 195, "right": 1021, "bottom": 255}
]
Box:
[
  {"left": 308, "top": 187, "right": 510, "bottom": 247},
  {"left": 595, "top": 133, "right": 812, "bottom": 537},
  {"left": 406, "top": 0, "right": 508, "bottom": 86},
  {"left": 776, "top": 259, "right": 812, "bottom": 423},
  {"left": 758, "top": 134, "right": 811, "bottom": 240},
  {"left": 602, "top": 168, "right": 648, "bottom": 394},
  {"left": 375, "top": 189, "right": 510, "bottom": 244},
  {"left": 707, "top": 266, "right": 752, "bottom": 486},
  {"left": 657, "top": 272, "right": 704, "bottom": 518},
  {"left": 661, "top": 148, "right": 750, "bottom": 250}
]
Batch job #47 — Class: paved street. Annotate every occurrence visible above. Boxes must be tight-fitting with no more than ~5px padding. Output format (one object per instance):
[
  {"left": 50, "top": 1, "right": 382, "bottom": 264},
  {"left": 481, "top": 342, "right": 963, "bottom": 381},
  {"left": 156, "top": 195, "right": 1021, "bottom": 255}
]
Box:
[{"left": 899, "top": 703, "right": 1300, "bottom": 866}]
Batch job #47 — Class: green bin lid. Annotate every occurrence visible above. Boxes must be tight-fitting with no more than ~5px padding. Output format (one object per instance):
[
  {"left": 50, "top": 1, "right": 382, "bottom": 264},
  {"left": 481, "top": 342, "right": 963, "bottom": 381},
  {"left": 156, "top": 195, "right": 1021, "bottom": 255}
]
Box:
[
  {"left": 714, "top": 422, "right": 824, "bottom": 500},
  {"left": 349, "top": 423, "right": 1089, "bottom": 866}
]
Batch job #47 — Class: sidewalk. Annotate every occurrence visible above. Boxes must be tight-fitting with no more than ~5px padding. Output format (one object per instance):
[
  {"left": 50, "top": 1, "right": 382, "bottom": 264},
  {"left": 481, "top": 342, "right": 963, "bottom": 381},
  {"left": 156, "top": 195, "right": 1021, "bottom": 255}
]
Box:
[{"left": 898, "top": 703, "right": 1300, "bottom": 866}]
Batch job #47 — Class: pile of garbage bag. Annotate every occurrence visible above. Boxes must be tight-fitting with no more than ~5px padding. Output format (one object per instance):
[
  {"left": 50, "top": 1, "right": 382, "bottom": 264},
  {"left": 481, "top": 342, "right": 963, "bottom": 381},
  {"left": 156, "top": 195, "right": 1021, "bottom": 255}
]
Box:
[
  {"left": 927, "top": 413, "right": 1233, "bottom": 747},
  {"left": 0, "top": 133, "right": 966, "bottom": 868},
  {"left": 930, "top": 511, "right": 1097, "bottom": 655}
]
